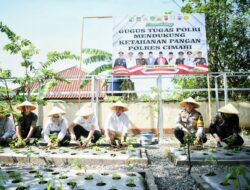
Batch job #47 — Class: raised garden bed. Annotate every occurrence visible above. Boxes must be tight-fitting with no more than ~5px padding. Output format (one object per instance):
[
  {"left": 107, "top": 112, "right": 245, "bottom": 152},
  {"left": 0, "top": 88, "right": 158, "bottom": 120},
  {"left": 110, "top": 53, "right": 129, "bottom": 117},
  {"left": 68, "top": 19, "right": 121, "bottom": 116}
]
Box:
[{"left": 0, "top": 166, "right": 157, "bottom": 190}]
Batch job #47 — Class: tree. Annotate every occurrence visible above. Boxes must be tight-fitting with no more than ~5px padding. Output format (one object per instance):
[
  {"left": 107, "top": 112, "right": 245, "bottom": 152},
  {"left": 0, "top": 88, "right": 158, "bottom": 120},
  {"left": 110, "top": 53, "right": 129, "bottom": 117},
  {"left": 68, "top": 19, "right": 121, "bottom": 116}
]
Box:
[
  {"left": 171, "top": 0, "right": 250, "bottom": 100},
  {"left": 0, "top": 21, "right": 79, "bottom": 106}
]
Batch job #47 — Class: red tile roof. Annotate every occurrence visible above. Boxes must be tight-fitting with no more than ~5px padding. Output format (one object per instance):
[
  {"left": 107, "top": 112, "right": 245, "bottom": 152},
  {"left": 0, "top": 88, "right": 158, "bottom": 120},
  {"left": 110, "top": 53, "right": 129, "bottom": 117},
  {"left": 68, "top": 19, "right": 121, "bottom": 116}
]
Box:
[{"left": 29, "top": 66, "right": 107, "bottom": 99}]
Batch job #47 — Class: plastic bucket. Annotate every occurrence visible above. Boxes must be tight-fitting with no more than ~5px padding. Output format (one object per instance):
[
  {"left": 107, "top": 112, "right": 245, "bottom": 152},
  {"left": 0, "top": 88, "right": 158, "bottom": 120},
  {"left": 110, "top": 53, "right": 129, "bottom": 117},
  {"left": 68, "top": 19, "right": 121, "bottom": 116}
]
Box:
[{"left": 140, "top": 132, "right": 153, "bottom": 145}]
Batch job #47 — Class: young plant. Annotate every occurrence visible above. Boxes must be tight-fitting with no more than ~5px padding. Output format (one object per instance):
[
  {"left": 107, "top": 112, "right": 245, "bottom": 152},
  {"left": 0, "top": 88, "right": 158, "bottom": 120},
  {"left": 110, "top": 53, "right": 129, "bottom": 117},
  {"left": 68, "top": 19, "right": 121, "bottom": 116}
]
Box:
[
  {"left": 67, "top": 178, "right": 77, "bottom": 188},
  {"left": 84, "top": 174, "right": 94, "bottom": 180},
  {"left": 0, "top": 172, "right": 8, "bottom": 188},
  {"left": 223, "top": 165, "right": 250, "bottom": 190},
  {"left": 183, "top": 130, "right": 196, "bottom": 175},
  {"left": 9, "top": 171, "right": 22, "bottom": 183},
  {"left": 72, "top": 158, "right": 86, "bottom": 172},
  {"left": 126, "top": 177, "right": 136, "bottom": 187},
  {"left": 203, "top": 155, "right": 218, "bottom": 176},
  {"left": 112, "top": 173, "right": 121, "bottom": 180},
  {"left": 49, "top": 133, "right": 59, "bottom": 147}
]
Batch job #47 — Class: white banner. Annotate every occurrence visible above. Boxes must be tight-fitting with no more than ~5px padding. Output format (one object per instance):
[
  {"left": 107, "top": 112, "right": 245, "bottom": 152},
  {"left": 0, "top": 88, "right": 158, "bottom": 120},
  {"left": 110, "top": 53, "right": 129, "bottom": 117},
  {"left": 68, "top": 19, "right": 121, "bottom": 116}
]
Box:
[{"left": 112, "top": 14, "right": 208, "bottom": 75}]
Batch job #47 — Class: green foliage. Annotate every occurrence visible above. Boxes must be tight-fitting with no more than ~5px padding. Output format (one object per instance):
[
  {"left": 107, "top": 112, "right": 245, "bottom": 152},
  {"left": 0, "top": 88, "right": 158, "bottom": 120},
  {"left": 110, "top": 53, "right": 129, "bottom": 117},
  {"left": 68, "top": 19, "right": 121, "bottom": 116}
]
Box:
[
  {"left": 0, "top": 22, "right": 78, "bottom": 105},
  {"left": 203, "top": 154, "right": 218, "bottom": 175},
  {"left": 103, "top": 96, "right": 125, "bottom": 102},
  {"left": 179, "top": 0, "right": 250, "bottom": 100},
  {"left": 223, "top": 165, "right": 250, "bottom": 190},
  {"left": 49, "top": 133, "right": 59, "bottom": 146},
  {"left": 0, "top": 172, "right": 7, "bottom": 186}
]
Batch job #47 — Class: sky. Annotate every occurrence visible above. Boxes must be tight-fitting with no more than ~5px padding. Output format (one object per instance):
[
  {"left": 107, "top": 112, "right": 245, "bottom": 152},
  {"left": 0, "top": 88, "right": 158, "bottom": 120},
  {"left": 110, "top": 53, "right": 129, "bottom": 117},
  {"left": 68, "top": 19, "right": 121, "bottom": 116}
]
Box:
[{"left": 0, "top": 0, "right": 183, "bottom": 76}]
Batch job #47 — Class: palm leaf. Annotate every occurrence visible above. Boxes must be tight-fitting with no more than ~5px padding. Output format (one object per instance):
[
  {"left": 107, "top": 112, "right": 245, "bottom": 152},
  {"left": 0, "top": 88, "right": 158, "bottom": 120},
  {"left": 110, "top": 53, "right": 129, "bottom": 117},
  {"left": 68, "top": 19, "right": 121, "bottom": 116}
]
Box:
[
  {"left": 83, "top": 55, "right": 112, "bottom": 64},
  {"left": 82, "top": 48, "right": 112, "bottom": 57},
  {"left": 80, "top": 63, "right": 112, "bottom": 88}
]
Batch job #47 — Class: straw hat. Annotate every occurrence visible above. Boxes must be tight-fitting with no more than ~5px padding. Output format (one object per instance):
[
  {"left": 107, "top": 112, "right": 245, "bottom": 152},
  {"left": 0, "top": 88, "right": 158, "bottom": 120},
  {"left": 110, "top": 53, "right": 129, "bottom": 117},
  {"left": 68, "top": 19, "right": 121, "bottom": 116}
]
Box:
[
  {"left": 110, "top": 101, "right": 128, "bottom": 112},
  {"left": 48, "top": 107, "right": 66, "bottom": 117},
  {"left": 16, "top": 101, "right": 36, "bottom": 111},
  {"left": 218, "top": 103, "right": 239, "bottom": 115},
  {"left": 180, "top": 97, "right": 200, "bottom": 108},
  {"left": 77, "top": 107, "right": 94, "bottom": 117}
]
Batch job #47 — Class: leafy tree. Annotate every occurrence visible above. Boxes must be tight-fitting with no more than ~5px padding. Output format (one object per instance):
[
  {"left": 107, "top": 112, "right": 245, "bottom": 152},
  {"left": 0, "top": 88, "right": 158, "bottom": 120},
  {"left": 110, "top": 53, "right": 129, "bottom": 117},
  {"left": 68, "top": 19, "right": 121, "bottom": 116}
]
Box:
[
  {"left": 171, "top": 0, "right": 250, "bottom": 100},
  {"left": 0, "top": 21, "right": 79, "bottom": 106}
]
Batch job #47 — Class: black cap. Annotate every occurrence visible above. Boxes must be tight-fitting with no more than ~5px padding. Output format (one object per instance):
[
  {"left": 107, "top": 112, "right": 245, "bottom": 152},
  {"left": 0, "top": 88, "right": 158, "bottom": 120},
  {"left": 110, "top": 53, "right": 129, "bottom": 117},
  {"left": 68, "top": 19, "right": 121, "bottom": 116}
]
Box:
[
  {"left": 187, "top": 51, "right": 192, "bottom": 55},
  {"left": 178, "top": 51, "right": 184, "bottom": 55},
  {"left": 138, "top": 52, "right": 143, "bottom": 55},
  {"left": 149, "top": 51, "right": 153, "bottom": 54},
  {"left": 118, "top": 51, "right": 124, "bottom": 54},
  {"left": 168, "top": 52, "right": 173, "bottom": 55},
  {"left": 159, "top": 51, "right": 163, "bottom": 54}
]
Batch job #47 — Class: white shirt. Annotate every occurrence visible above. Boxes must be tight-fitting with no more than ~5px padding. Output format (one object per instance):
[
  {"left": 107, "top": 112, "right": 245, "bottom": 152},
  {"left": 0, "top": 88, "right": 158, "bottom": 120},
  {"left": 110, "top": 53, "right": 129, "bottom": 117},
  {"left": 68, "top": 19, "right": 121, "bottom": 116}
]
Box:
[
  {"left": 43, "top": 117, "right": 68, "bottom": 143},
  {"left": 184, "top": 57, "right": 195, "bottom": 67},
  {"left": 105, "top": 112, "right": 128, "bottom": 133},
  {"left": 0, "top": 117, "right": 15, "bottom": 139},
  {"left": 126, "top": 58, "right": 136, "bottom": 68},
  {"left": 73, "top": 115, "right": 100, "bottom": 131}
]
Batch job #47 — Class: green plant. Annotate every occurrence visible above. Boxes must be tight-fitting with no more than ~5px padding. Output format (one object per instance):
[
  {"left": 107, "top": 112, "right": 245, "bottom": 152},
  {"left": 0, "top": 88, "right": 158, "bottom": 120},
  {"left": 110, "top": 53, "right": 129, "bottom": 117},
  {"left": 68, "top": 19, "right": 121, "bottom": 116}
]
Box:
[
  {"left": 49, "top": 133, "right": 59, "bottom": 146},
  {"left": 203, "top": 155, "right": 218, "bottom": 176},
  {"left": 112, "top": 173, "right": 121, "bottom": 180},
  {"left": 0, "top": 172, "right": 8, "bottom": 187},
  {"left": 72, "top": 158, "right": 85, "bottom": 172},
  {"left": 84, "top": 174, "right": 94, "bottom": 180},
  {"left": 223, "top": 166, "right": 250, "bottom": 190},
  {"left": 9, "top": 171, "right": 22, "bottom": 183},
  {"left": 67, "top": 178, "right": 77, "bottom": 188},
  {"left": 126, "top": 177, "right": 136, "bottom": 187},
  {"left": 183, "top": 130, "right": 196, "bottom": 175}
]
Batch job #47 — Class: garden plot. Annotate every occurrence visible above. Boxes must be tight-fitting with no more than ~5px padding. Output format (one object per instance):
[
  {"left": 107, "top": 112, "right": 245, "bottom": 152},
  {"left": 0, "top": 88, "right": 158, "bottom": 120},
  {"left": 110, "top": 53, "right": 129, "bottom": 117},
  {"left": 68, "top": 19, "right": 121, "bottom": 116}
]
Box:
[
  {"left": 165, "top": 146, "right": 250, "bottom": 166},
  {"left": 0, "top": 146, "right": 148, "bottom": 166},
  {"left": 192, "top": 169, "right": 250, "bottom": 190},
  {"left": 0, "top": 165, "right": 157, "bottom": 190}
]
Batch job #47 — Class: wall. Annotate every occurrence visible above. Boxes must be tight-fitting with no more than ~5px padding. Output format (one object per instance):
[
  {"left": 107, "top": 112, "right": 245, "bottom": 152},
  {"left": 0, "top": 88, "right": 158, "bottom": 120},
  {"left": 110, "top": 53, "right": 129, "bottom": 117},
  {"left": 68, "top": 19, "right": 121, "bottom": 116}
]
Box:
[{"left": 40, "top": 101, "right": 250, "bottom": 134}]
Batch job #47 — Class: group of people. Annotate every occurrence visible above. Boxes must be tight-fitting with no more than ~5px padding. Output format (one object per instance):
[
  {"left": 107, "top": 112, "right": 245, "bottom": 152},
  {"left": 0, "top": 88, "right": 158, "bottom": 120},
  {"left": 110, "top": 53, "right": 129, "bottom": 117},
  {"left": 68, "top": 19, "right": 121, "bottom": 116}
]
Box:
[
  {"left": 0, "top": 98, "right": 244, "bottom": 148},
  {"left": 114, "top": 51, "right": 207, "bottom": 68},
  {"left": 0, "top": 101, "right": 129, "bottom": 147},
  {"left": 174, "top": 97, "right": 244, "bottom": 147}
]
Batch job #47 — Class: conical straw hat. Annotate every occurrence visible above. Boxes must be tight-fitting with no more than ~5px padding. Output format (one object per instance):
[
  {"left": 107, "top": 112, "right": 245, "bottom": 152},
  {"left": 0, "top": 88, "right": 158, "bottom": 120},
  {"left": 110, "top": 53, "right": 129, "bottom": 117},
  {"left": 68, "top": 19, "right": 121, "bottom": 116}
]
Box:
[
  {"left": 180, "top": 97, "right": 200, "bottom": 108},
  {"left": 218, "top": 103, "right": 239, "bottom": 115},
  {"left": 110, "top": 101, "right": 128, "bottom": 112},
  {"left": 16, "top": 101, "right": 36, "bottom": 111},
  {"left": 48, "top": 107, "right": 66, "bottom": 117},
  {"left": 77, "top": 107, "right": 94, "bottom": 117}
]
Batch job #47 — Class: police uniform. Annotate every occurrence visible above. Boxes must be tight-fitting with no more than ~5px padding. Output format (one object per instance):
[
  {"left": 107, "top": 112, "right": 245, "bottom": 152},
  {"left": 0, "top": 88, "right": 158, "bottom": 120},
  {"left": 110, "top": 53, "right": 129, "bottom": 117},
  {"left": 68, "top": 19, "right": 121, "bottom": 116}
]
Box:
[
  {"left": 175, "top": 58, "right": 185, "bottom": 65},
  {"left": 193, "top": 57, "right": 206, "bottom": 65},
  {"left": 136, "top": 58, "right": 147, "bottom": 65},
  {"left": 114, "top": 58, "right": 127, "bottom": 68},
  {"left": 174, "top": 109, "right": 206, "bottom": 144}
]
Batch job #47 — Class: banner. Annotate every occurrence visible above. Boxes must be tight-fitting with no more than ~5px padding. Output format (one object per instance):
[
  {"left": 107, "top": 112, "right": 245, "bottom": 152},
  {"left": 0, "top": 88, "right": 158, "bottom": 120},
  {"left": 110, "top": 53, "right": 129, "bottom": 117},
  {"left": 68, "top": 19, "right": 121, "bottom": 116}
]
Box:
[{"left": 112, "top": 14, "right": 208, "bottom": 75}]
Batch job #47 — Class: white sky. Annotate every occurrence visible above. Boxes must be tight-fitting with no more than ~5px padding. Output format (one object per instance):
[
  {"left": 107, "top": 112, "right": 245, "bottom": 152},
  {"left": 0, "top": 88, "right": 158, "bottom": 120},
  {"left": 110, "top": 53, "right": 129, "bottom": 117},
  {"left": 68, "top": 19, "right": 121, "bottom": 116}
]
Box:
[{"left": 0, "top": 0, "right": 183, "bottom": 76}]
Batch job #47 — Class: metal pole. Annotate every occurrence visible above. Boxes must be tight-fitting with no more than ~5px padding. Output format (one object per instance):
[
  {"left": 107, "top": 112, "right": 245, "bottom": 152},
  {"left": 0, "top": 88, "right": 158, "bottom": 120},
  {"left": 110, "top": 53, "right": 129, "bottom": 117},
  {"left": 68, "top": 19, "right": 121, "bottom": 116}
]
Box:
[
  {"left": 38, "top": 81, "right": 43, "bottom": 127},
  {"left": 157, "top": 75, "right": 164, "bottom": 141},
  {"left": 223, "top": 73, "right": 228, "bottom": 105},
  {"left": 207, "top": 74, "right": 212, "bottom": 122},
  {"left": 95, "top": 76, "right": 100, "bottom": 127},
  {"left": 91, "top": 75, "right": 95, "bottom": 109},
  {"left": 78, "top": 17, "right": 84, "bottom": 110},
  {"left": 215, "top": 76, "right": 219, "bottom": 111}
]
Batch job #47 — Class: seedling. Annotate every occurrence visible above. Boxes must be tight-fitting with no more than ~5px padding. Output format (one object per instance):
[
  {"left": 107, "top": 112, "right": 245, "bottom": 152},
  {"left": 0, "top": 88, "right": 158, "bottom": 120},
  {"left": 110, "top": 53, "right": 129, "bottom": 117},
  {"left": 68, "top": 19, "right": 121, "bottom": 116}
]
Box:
[
  {"left": 223, "top": 165, "right": 250, "bottom": 190},
  {"left": 9, "top": 170, "right": 22, "bottom": 183},
  {"left": 49, "top": 133, "right": 59, "bottom": 147},
  {"left": 84, "top": 174, "right": 94, "bottom": 180},
  {"left": 126, "top": 177, "right": 136, "bottom": 187},
  {"left": 203, "top": 155, "right": 218, "bottom": 176},
  {"left": 72, "top": 158, "right": 86, "bottom": 172},
  {"left": 109, "top": 186, "right": 118, "bottom": 190},
  {"left": 0, "top": 172, "right": 8, "bottom": 187},
  {"left": 112, "top": 173, "right": 121, "bottom": 180},
  {"left": 183, "top": 130, "right": 196, "bottom": 175},
  {"left": 67, "top": 178, "right": 77, "bottom": 188},
  {"left": 96, "top": 180, "right": 106, "bottom": 186}
]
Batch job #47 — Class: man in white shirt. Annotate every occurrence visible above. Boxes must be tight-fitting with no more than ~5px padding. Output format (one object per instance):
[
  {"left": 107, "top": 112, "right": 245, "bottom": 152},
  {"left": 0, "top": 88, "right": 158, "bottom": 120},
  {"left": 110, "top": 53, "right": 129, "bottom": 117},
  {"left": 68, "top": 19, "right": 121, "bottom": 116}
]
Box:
[
  {"left": 0, "top": 107, "right": 15, "bottom": 145},
  {"left": 105, "top": 101, "right": 129, "bottom": 145},
  {"left": 43, "top": 106, "right": 70, "bottom": 146},
  {"left": 69, "top": 107, "right": 101, "bottom": 147}
]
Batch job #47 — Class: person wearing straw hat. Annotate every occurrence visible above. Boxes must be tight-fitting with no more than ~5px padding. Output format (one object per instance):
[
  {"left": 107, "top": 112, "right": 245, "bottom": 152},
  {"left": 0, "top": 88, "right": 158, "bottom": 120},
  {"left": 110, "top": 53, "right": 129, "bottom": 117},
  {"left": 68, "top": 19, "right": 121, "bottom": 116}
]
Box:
[
  {"left": 209, "top": 103, "right": 244, "bottom": 147},
  {"left": 105, "top": 101, "right": 129, "bottom": 145},
  {"left": 0, "top": 105, "right": 15, "bottom": 145},
  {"left": 68, "top": 107, "right": 101, "bottom": 147},
  {"left": 43, "top": 106, "right": 70, "bottom": 147},
  {"left": 174, "top": 97, "right": 207, "bottom": 145},
  {"left": 15, "top": 101, "right": 40, "bottom": 147}
]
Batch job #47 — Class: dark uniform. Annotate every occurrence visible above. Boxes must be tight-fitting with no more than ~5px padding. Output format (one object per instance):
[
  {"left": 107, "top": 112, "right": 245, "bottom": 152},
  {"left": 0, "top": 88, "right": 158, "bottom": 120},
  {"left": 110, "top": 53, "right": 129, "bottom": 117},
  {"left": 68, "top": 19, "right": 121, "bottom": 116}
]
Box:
[
  {"left": 193, "top": 57, "right": 206, "bottom": 65},
  {"left": 136, "top": 58, "right": 147, "bottom": 65},
  {"left": 175, "top": 58, "right": 185, "bottom": 65},
  {"left": 174, "top": 109, "right": 207, "bottom": 144},
  {"left": 17, "top": 112, "right": 41, "bottom": 138},
  {"left": 209, "top": 113, "right": 244, "bottom": 146},
  {"left": 114, "top": 58, "right": 127, "bottom": 68}
]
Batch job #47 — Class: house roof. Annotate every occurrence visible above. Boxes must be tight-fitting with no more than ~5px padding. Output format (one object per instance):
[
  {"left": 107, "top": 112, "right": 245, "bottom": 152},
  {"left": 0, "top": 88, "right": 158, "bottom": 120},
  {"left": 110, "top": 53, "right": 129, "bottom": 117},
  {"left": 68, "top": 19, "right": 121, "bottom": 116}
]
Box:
[{"left": 30, "top": 66, "right": 107, "bottom": 99}]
